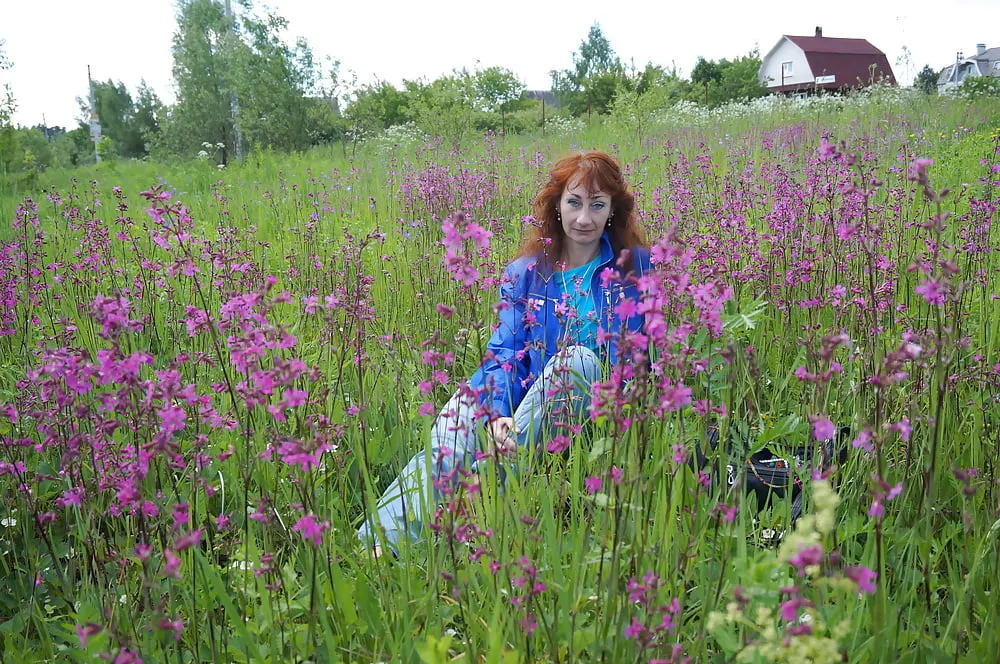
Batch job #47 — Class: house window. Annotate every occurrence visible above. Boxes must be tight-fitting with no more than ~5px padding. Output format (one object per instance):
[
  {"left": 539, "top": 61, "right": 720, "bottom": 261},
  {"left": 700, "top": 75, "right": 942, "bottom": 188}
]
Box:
[
  {"left": 782, "top": 61, "right": 794, "bottom": 77},
  {"left": 993, "top": 61, "right": 1000, "bottom": 72}
]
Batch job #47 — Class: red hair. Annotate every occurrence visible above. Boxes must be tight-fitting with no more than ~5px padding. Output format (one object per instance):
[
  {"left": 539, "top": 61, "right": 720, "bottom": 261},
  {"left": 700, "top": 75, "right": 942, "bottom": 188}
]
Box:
[{"left": 518, "top": 150, "right": 647, "bottom": 272}]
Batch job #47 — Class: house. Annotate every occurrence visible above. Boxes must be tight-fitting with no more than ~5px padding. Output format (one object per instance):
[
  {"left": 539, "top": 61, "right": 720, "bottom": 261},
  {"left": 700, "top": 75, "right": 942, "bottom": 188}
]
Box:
[
  {"left": 937, "top": 44, "right": 1000, "bottom": 94},
  {"left": 524, "top": 90, "right": 559, "bottom": 107},
  {"left": 759, "top": 27, "right": 896, "bottom": 94}
]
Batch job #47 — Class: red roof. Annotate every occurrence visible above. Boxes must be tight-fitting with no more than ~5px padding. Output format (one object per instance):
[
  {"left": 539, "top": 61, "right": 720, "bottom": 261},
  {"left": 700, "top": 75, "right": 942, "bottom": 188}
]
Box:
[
  {"left": 785, "top": 36, "right": 884, "bottom": 55},
  {"left": 775, "top": 35, "right": 896, "bottom": 90}
]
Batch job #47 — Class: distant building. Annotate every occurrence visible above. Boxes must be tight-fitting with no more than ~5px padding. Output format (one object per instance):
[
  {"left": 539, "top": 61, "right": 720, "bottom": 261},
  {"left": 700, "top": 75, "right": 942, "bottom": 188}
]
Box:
[
  {"left": 937, "top": 44, "right": 1000, "bottom": 94},
  {"left": 759, "top": 27, "right": 896, "bottom": 95},
  {"left": 524, "top": 90, "right": 559, "bottom": 107}
]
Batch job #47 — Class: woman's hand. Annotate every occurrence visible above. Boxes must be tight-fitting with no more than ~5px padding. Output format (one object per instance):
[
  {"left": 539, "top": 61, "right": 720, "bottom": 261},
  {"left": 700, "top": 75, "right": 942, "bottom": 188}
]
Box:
[{"left": 487, "top": 416, "right": 517, "bottom": 455}]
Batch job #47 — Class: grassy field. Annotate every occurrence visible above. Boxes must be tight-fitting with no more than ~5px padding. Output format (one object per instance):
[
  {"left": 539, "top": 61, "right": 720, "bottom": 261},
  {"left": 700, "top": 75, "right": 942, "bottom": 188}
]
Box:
[{"left": 0, "top": 91, "right": 998, "bottom": 663}]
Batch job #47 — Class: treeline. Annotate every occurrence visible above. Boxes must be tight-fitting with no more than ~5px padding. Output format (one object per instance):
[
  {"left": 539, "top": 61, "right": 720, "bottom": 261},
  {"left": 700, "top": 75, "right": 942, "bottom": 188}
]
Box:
[
  {"left": 551, "top": 24, "right": 769, "bottom": 117},
  {"left": 2, "top": 4, "right": 774, "bottom": 175}
]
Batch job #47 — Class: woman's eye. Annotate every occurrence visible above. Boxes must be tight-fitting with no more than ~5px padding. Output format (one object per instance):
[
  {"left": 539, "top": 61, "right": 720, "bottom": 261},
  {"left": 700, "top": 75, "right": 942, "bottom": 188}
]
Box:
[
  {"left": 566, "top": 199, "right": 581, "bottom": 207},
  {"left": 592, "top": 202, "right": 606, "bottom": 210}
]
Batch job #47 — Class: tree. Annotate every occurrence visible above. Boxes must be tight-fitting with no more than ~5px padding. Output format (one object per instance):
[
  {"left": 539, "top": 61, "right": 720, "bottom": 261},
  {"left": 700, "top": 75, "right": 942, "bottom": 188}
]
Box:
[
  {"left": 230, "top": 9, "right": 319, "bottom": 152},
  {"left": 468, "top": 66, "right": 524, "bottom": 133},
  {"left": 302, "top": 57, "right": 347, "bottom": 146},
  {"left": 635, "top": 63, "right": 669, "bottom": 95},
  {"left": 164, "top": 0, "right": 238, "bottom": 161},
  {"left": 76, "top": 79, "right": 160, "bottom": 159},
  {"left": 16, "top": 127, "right": 52, "bottom": 174},
  {"left": 574, "top": 24, "right": 618, "bottom": 81},
  {"left": 914, "top": 65, "right": 938, "bottom": 95},
  {"left": 0, "top": 40, "right": 12, "bottom": 123},
  {"left": 133, "top": 82, "right": 163, "bottom": 150},
  {"left": 50, "top": 127, "right": 93, "bottom": 168},
  {"left": 343, "top": 79, "right": 412, "bottom": 148},
  {"left": 164, "top": 0, "right": 323, "bottom": 161},
  {"left": 1, "top": 40, "right": 18, "bottom": 176},
  {"left": 550, "top": 23, "right": 627, "bottom": 117},
  {"left": 405, "top": 75, "right": 477, "bottom": 145},
  {"left": 685, "top": 52, "right": 767, "bottom": 107},
  {"left": 714, "top": 51, "right": 769, "bottom": 104},
  {"left": 690, "top": 57, "right": 722, "bottom": 106},
  {"left": 609, "top": 64, "right": 691, "bottom": 138}
]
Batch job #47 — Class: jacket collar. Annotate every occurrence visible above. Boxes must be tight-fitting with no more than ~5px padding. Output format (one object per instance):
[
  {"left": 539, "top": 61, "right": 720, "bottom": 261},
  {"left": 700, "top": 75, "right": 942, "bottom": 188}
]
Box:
[{"left": 535, "top": 231, "right": 614, "bottom": 283}]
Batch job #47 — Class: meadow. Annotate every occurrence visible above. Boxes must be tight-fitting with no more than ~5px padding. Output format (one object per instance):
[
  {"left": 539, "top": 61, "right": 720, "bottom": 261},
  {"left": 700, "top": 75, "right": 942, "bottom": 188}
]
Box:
[{"left": 0, "top": 90, "right": 998, "bottom": 663}]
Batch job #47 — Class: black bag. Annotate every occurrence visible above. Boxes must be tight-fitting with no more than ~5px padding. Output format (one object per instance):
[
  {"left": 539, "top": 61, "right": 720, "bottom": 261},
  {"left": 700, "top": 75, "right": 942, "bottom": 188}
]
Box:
[{"left": 694, "top": 424, "right": 848, "bottom": 523}]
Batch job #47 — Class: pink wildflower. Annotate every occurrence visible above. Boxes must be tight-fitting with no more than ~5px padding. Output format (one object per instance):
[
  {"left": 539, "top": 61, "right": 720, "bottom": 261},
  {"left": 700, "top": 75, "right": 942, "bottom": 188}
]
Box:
[
  {"left": 892, "top": 418, "right": 912, "bottom": 442},
  {"left": 114, "top": 648, "right": 142, "bottom": 664},
  {"left": 547, "top": 434, "right": 570, "bottom": 454},
  {"left": 163, "top": 549, "right": 181, "bottom": 579},
  {"left": 818, "top": 138, "right": 837, "bottom": 160},
  {"left": 584, "top": 475, "right": 602, "bottom": 494},
  {"left": 520, "top": 613, "right": 537, "bottom": 637},
  {"left": 788, "top": 545, "right": 823, "bottom": 576},
  {"left": 624, "top": 617, "right": 646, "bottom": 640},
  {"left": 915, "top": 279, "right": 945, "bottom": 306},
  {"left": 293, "top": 514, "right": 329, "bottom": 548},
  {"left": 609, "top": 466, "right": 624, "bottom": 485},
  {"left": 76, "top": 623, "right": 102, "bottom": 649},
  {"left": 812, "top": 416, "right": 835, "bottom": 442},
  {"left": 907, "top": 157, "right": 934, "bottom": 181},
  {"left": 844, "top": 565, "right": 878, "bottom": 594},
  {"left": 852, "top": 428, "right": 873, "bottom": 452}
]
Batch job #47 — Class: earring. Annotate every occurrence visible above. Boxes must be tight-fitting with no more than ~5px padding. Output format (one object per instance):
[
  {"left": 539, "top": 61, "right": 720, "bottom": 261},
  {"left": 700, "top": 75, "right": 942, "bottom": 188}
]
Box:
[
  {"left": 607, "top": 213, "right": 613, "bottom": 228},
  {"left": 556, "top": 210, "right": 562, "bottom": 224}
]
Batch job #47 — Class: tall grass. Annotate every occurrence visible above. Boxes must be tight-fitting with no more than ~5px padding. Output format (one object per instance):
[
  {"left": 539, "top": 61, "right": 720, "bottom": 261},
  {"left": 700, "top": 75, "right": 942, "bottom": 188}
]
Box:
[{"left": 0, "top": 91, "right": 998, "bottom": 663}]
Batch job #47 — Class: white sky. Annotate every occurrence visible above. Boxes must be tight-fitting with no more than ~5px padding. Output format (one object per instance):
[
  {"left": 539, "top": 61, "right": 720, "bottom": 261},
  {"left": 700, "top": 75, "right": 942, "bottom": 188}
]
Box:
[{"left": 3, "top": 0, "right": 998, "bottom": 129}]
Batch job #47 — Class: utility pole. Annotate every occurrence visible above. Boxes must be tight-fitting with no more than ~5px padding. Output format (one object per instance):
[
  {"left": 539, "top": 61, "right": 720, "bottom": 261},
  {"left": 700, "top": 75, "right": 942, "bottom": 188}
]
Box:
[
  {"left": 224, "top": 0, "right": 243, "bottom": 162},
  {"left": 87, "top": 65, "right": 101, "bottom": 162}
]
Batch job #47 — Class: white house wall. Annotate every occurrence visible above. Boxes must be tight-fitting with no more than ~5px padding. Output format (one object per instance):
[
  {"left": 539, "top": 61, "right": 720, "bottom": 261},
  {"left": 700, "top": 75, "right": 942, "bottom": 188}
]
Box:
[{"left": 760, "top": 39, "right": 814, "bottom": 88}]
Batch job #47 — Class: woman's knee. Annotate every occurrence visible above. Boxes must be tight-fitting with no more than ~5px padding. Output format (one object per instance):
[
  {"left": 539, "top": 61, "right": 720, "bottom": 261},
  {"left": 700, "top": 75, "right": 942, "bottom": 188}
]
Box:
[{"left": 559, "top": 345, "right": 600, "bottom": 381}]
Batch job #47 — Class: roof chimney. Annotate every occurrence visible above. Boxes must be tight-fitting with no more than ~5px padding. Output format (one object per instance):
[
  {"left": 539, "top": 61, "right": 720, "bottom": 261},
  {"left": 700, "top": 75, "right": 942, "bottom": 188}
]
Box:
[
  {"left": 815, "top": 26, "right": 823, "bottom": 38},
  {"left": 976, "top": 43, "right": 986, "bottom": 56}
]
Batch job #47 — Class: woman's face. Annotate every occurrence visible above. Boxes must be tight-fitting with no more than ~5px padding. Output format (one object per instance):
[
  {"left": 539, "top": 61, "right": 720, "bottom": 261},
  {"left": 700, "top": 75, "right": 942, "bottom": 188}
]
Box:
[{"left": 559, "top": 176, "right": 612, "bottom": 254}]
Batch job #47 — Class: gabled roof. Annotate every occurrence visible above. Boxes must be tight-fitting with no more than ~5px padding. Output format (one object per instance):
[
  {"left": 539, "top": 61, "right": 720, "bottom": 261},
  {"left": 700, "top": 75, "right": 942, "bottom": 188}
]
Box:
[
  {"left": 768, "top": 35, "right": 896, "bottom": 91},
  {"left": 785, "top": 35, "right": 884, "bottom": 55},
  {"left": 974, "top": 46, "right": 1000, "bottom": 61},
  {"left": 937, "top": 47, "right": 1000, "bottom": 88},
  {"left": 971, "top": 47, "right": 1000, "bottom": 75},
  {"left": 525, "top": 90, "right": 558, "bottom": 106}
]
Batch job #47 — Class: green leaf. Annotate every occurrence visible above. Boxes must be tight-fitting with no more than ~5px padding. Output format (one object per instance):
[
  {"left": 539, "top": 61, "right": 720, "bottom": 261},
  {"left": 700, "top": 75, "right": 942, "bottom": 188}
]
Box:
[
  {"left": 583, "top": 492, "right": 640, "bottom": 511},
  {"left": 415, "top": 633, "right": 454, "bottom": 664},
  {"left": 710, "top": 626, "right": 742, "bottom": 653},
  {"left": 194, "top": 549, "right": 263, "bottom": 662},
  {"left": 752, "top": 413, "right": 804, "bottom": 452},
  {"left": 723, "top": 298, "right": 769, "bottom": 333},
  {"left": 587, "top": 437, "right": 613, "bottom": 463},
  {"left": 0, "top": 608, "right": 27, "bottom": 633}
]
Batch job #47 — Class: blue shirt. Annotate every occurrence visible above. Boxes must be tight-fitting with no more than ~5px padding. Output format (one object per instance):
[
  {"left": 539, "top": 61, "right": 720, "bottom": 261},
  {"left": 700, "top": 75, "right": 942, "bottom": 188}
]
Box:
[{"left": 557, "top": 257, "right": 601, "bottom": 351}]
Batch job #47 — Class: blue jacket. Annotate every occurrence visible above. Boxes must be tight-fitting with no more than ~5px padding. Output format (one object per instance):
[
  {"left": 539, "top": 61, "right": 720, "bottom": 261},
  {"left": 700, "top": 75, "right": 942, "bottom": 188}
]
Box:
[{"left": 469, "top": 232, "right": 652, "bottom": 417}]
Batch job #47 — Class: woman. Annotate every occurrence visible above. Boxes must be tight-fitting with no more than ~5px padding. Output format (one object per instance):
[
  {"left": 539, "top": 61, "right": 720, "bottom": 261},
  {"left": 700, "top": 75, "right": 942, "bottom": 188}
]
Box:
[{"left": 359, "top": 150, "right": 651, "bottom": 555}]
